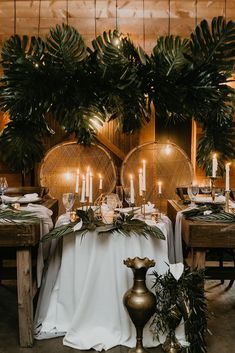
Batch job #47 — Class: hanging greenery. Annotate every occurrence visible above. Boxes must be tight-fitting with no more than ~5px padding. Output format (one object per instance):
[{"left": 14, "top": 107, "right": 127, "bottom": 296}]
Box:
[{"left": 0, "top": 17, "right": 234, "bottom": 172}]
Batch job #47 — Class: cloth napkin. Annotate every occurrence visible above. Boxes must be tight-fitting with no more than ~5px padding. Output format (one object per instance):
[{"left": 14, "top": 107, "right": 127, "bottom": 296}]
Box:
[
  {"left": 20, "top": 203, "right": 54, "bottom": 287},
  {"left": 1, "top": 195, "right": 20, "bottom": 203}
]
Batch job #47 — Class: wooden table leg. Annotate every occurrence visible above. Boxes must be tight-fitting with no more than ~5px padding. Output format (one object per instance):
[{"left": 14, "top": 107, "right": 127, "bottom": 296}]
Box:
[
  {"left": 16, "top": 248, "right": 33, "bottom": 347},
  {"left": 192, "top": 249, "right": 206, "bottom": 269}
]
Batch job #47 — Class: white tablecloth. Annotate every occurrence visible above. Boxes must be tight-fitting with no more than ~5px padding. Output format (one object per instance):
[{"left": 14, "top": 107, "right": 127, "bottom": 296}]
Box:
[{"left": 34, "top": 215, "right": 185, "bottom": 350}]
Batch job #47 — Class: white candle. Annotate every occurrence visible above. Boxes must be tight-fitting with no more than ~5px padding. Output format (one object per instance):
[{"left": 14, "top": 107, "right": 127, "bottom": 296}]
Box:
[
  {"left": 158, "top": 181, "right": 162, "bottom": 194},
  {"left": 99, "top": 174, "right": 103, "bottom": 190},
  {"left": 80, "top": 175, "right": 86, "bottom": 203},
  {"left": 89, "top": 172, "right": 93, "bottom": 203},
  {"left": 130, "top": 174, "right": 135, "bottom": 205},
  {"left": 75, "top": 169, "right": 80, "bottom": 193},
  {"left": 225, "top": 163, "right": 231, "bottom": 191},
  {"left": 85, "top": 166, "right": 90, "bottom": 197},
  {"left": 142, "top": 160, "right": 146, "bottom": 191},
  {"left": 138, "top": 169, "right": 143, "bottom": 196},
  {"left": 212, "top": 153, "right": 218, "bottom": 177}
]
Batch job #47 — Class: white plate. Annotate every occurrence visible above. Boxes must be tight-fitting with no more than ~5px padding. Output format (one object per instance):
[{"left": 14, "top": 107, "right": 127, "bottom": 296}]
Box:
[{"left": 16, "top": 197, "right": 42, "bottom": 204}]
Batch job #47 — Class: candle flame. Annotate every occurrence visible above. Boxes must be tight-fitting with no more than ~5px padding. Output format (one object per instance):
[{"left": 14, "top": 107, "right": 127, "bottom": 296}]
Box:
[
  {"left": 130, "top": 174, "right": 133, "bottom": 179},
  {"left": 158, "top": 181, "right": 162, "bottom": 185},
  {"left": 138, "top": 168, "right": 143, "bottom": 174},
  {"left": 213, "top": 153, "right": 217, "bottom": 158},
  {"left": 76, "top": 168, "right": 80, "bottom": 174}
]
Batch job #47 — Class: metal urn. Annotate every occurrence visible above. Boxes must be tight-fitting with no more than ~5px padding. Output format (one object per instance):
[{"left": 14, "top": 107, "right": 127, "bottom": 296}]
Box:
[
  {"left": 162, "top": 303, "right": 183, "bottom": 353},
  {"left": 123, "top": 257, "right": 156, "bottom": 353}
]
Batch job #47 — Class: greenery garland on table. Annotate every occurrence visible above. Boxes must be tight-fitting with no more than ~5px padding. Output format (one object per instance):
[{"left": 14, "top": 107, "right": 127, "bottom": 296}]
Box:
[
  {"left": 182, "top": 204, "right": 235, "bottom": 222},
  {"left": 0, "top": 17, "right": 234, "bottom": 174},
  {"left": 150, "top": 267, "right": 208, "bottom": 353},
  {"left": 0, "top": 207, "right": 40, "bottom": 223},
  {"left": 41, "top": 208, "right": 165, "bottom": 242}
]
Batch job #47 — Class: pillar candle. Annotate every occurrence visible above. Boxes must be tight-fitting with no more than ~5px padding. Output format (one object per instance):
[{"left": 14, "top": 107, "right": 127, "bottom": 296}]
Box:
[
  {"left": 85, "top": 166, "right": 90, "bottom": 197},
  {"left": 225, "top": 163, "right": 231, "bottom": 191},
  {"left": 142, "top": 160, "right": 146, "bottom": 191},
  {"left": 130, "top": 175, "right": 135, "bottom": 204},
  {"left": 75, "top": 169, "right": 80, "bottom": 193},
  {"left": 138, "top": 169, "right": 143, "bottom": 196},
  {"left": 99, "top": 174, "right": 103, "bottom": 190},
  {"left": 158, "top": 181, "right": 162, "bottom": 194},
  {"left": 89, "top": 172, "right": 93, "bottom": 203},
  {"left": 80, "top": 175, "right": 86, "bottom": 202},
  {"left": 212, "top": 153, "right": 218, "bottom": 177}
]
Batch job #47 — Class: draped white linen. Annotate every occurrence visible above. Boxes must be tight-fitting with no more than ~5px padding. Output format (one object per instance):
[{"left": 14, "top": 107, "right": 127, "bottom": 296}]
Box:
[{"left": 34, "top": 215, "right": 185, "bottom": 350}]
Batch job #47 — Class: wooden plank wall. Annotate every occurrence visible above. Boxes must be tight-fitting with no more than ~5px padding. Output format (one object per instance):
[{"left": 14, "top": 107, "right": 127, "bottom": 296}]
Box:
[{"left": 0, "top": 1, "right": 234, "bottom": 187}]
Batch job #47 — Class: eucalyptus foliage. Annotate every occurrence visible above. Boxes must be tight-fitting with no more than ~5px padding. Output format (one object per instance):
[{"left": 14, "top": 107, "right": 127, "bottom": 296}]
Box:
[
  {"left": 151, "top": 267, "right": 208, "bottom": 353},
  {"left": 0, "top": 17, "right": 234, "bottom": 172}
]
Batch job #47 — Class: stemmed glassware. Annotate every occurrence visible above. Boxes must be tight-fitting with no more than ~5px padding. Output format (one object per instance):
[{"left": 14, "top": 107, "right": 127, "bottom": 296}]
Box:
[
  {"left": 62, "top": 193, "right": 75, "bottom": 215},
  {"left": 0, "top": 177, "right": 8, "bottom": 209},
  {"left": 187, "top": 184, "right": 199, "bottom": 207},
  {"left": 124, "top": 187, "right": 132, "bottom": 208}
]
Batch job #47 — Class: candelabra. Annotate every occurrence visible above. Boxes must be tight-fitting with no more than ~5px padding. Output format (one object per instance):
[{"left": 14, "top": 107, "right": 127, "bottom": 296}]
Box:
[
  {"left": 225, "top": 190, "right": 230, "bottom": 213},
  {"left": 209, "top": 176, "right": 217, "bottom": 202},
  {"left": 141, "top": 191, "right": 146, "bottom": 219}
]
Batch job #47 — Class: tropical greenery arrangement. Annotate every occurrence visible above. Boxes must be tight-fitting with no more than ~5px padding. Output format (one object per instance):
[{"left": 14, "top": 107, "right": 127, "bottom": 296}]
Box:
[
  {"left": 41, "top": 207, "right": 165, "bottom": 241},
  {"left": 182, "top": 204, "right": 235, "bottom": 222},
  {"left": 0, "top": 207, "right": 40, "bottom": 223},
  {"left": 0, "top": 16, "right": 234, "bottom": 174},
  {"left": 151, "top": 267, "right": 208, "bottom": 353}
]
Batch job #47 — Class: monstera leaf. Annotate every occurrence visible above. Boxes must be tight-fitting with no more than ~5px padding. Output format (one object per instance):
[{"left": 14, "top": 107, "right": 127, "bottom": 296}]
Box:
[
  {"left": 0, "top": 121, "right": 45, "bottom": 172},
  {"left": 91, "top": 30, "right": 150, "bottom": 132},
  {"left": 149, "top": 35, "right": 192, "bottom": 123},
  {"left": 197, "top": 121, "right": 235, "bottom": 175}
]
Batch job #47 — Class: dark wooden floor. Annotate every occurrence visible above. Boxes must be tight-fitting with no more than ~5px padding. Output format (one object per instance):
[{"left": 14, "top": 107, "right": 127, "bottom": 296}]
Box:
[{"left": 0, "top": 280, "right": 235, "bottom": 353}]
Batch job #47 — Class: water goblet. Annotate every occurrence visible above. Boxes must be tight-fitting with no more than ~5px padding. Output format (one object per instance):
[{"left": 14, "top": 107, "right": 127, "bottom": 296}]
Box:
[
  {"left": 0, "top": 177, "right": 8, "bottom": 209},
  {"left": 124, "top": 187, "right": 132, "bottom": 208},
  {"left": 187, "top": 184, "right": 199, "bottom": 207},
  {"left": 201, "top": 179, "right": 211, "bottom": 195},
  {"left": 62, "top": 193, "right": 75, "bottom": 215}
]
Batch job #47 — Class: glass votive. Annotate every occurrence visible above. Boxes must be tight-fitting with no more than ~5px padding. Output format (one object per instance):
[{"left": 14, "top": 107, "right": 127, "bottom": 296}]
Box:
[
  {"left": 102, "top": 210, "right": 114, "bottom": 224},
  {"left": 12, "top": 202, "right": 20, "bottom": 210},
  {"left": 70, "top": 211, "right": 77, "bottom": 222}
]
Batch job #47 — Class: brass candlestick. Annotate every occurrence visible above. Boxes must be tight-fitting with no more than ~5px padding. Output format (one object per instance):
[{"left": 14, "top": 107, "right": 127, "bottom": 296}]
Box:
[
  {"left": 209, "top": 176, "right": 217, "bottom": 202},
  {"left": 225, "top": 190, "right": 230, "bottom": 213},
  {"left": 141, "top": 191, "right": 146, "bottom": 219}
]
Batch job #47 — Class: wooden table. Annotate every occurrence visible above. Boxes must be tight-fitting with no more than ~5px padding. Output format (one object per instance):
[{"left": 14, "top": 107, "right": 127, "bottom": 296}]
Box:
[
  {"left": 0, "top": 198, "right": 58, "bottom": 347},
  {"left": 167, "top": 200, "right": 235, "bottom": 277}
]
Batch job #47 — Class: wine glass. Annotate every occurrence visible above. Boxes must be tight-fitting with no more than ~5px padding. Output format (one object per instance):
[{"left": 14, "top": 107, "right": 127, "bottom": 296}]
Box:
[
  {"left": 124, "top": 187, "right": 132, "bottom": 208},
  {"left": 201, "top": 179, "right": 211, "bottom": 195},
  {"left": 0, "top": 177, "right": 8, "bottom": 209},
  {"left": 106, "top": 193, "right": 119, "bottom": 210},
  {"left": 187, "top": 184, "right": 199, "bottom": 207},
  {"left": 62, "top": 193, "right": 75, "bottom": 215}
]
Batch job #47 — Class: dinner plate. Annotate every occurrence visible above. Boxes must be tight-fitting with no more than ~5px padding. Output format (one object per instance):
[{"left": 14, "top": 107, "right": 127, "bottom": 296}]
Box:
[
  {"left": 3, "top": 197, "right": 42, "bottom": 204},
  {"left": 17, "top": 197, "right": 42, "bottom": 204}
]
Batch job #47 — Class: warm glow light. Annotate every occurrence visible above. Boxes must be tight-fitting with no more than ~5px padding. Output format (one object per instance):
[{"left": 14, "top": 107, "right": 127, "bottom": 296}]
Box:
[
  {"left": 165, "top": 144, "right": 171, "bottom": 155},
  {"left": 64, "top": 171, "right": 72, "bottom": 181}
]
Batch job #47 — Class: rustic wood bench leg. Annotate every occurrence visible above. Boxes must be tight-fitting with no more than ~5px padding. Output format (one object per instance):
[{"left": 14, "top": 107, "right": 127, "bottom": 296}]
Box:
[
  {"left": 16, "top": 248, "right": 33, "bottom": 347},
  {"left": 192, "top": 249, "right": 206, "bottom": 269}
]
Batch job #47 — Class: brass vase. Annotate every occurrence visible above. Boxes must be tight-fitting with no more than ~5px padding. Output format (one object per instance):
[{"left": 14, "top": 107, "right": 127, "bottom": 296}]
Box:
[
  {"left": 162, "top": 304, "right": 183, "bottom": 353},
  {"left": 123, "top": 257, "right": 156, "bottom": 353}
]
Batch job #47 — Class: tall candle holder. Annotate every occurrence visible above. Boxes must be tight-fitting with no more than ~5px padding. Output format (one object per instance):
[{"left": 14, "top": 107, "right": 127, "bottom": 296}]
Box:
[
  {"left": 225, "top": 190, "right": 230, "bottom": 213},
  {"left": 209, "top": 176, "right": 217, "bottom": 202},
  {"left": 141, "top": 191, "right": 146, "bottom": 219},
  {"left": 157, "top": 193, "right": 163, "bottom": 219}
]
